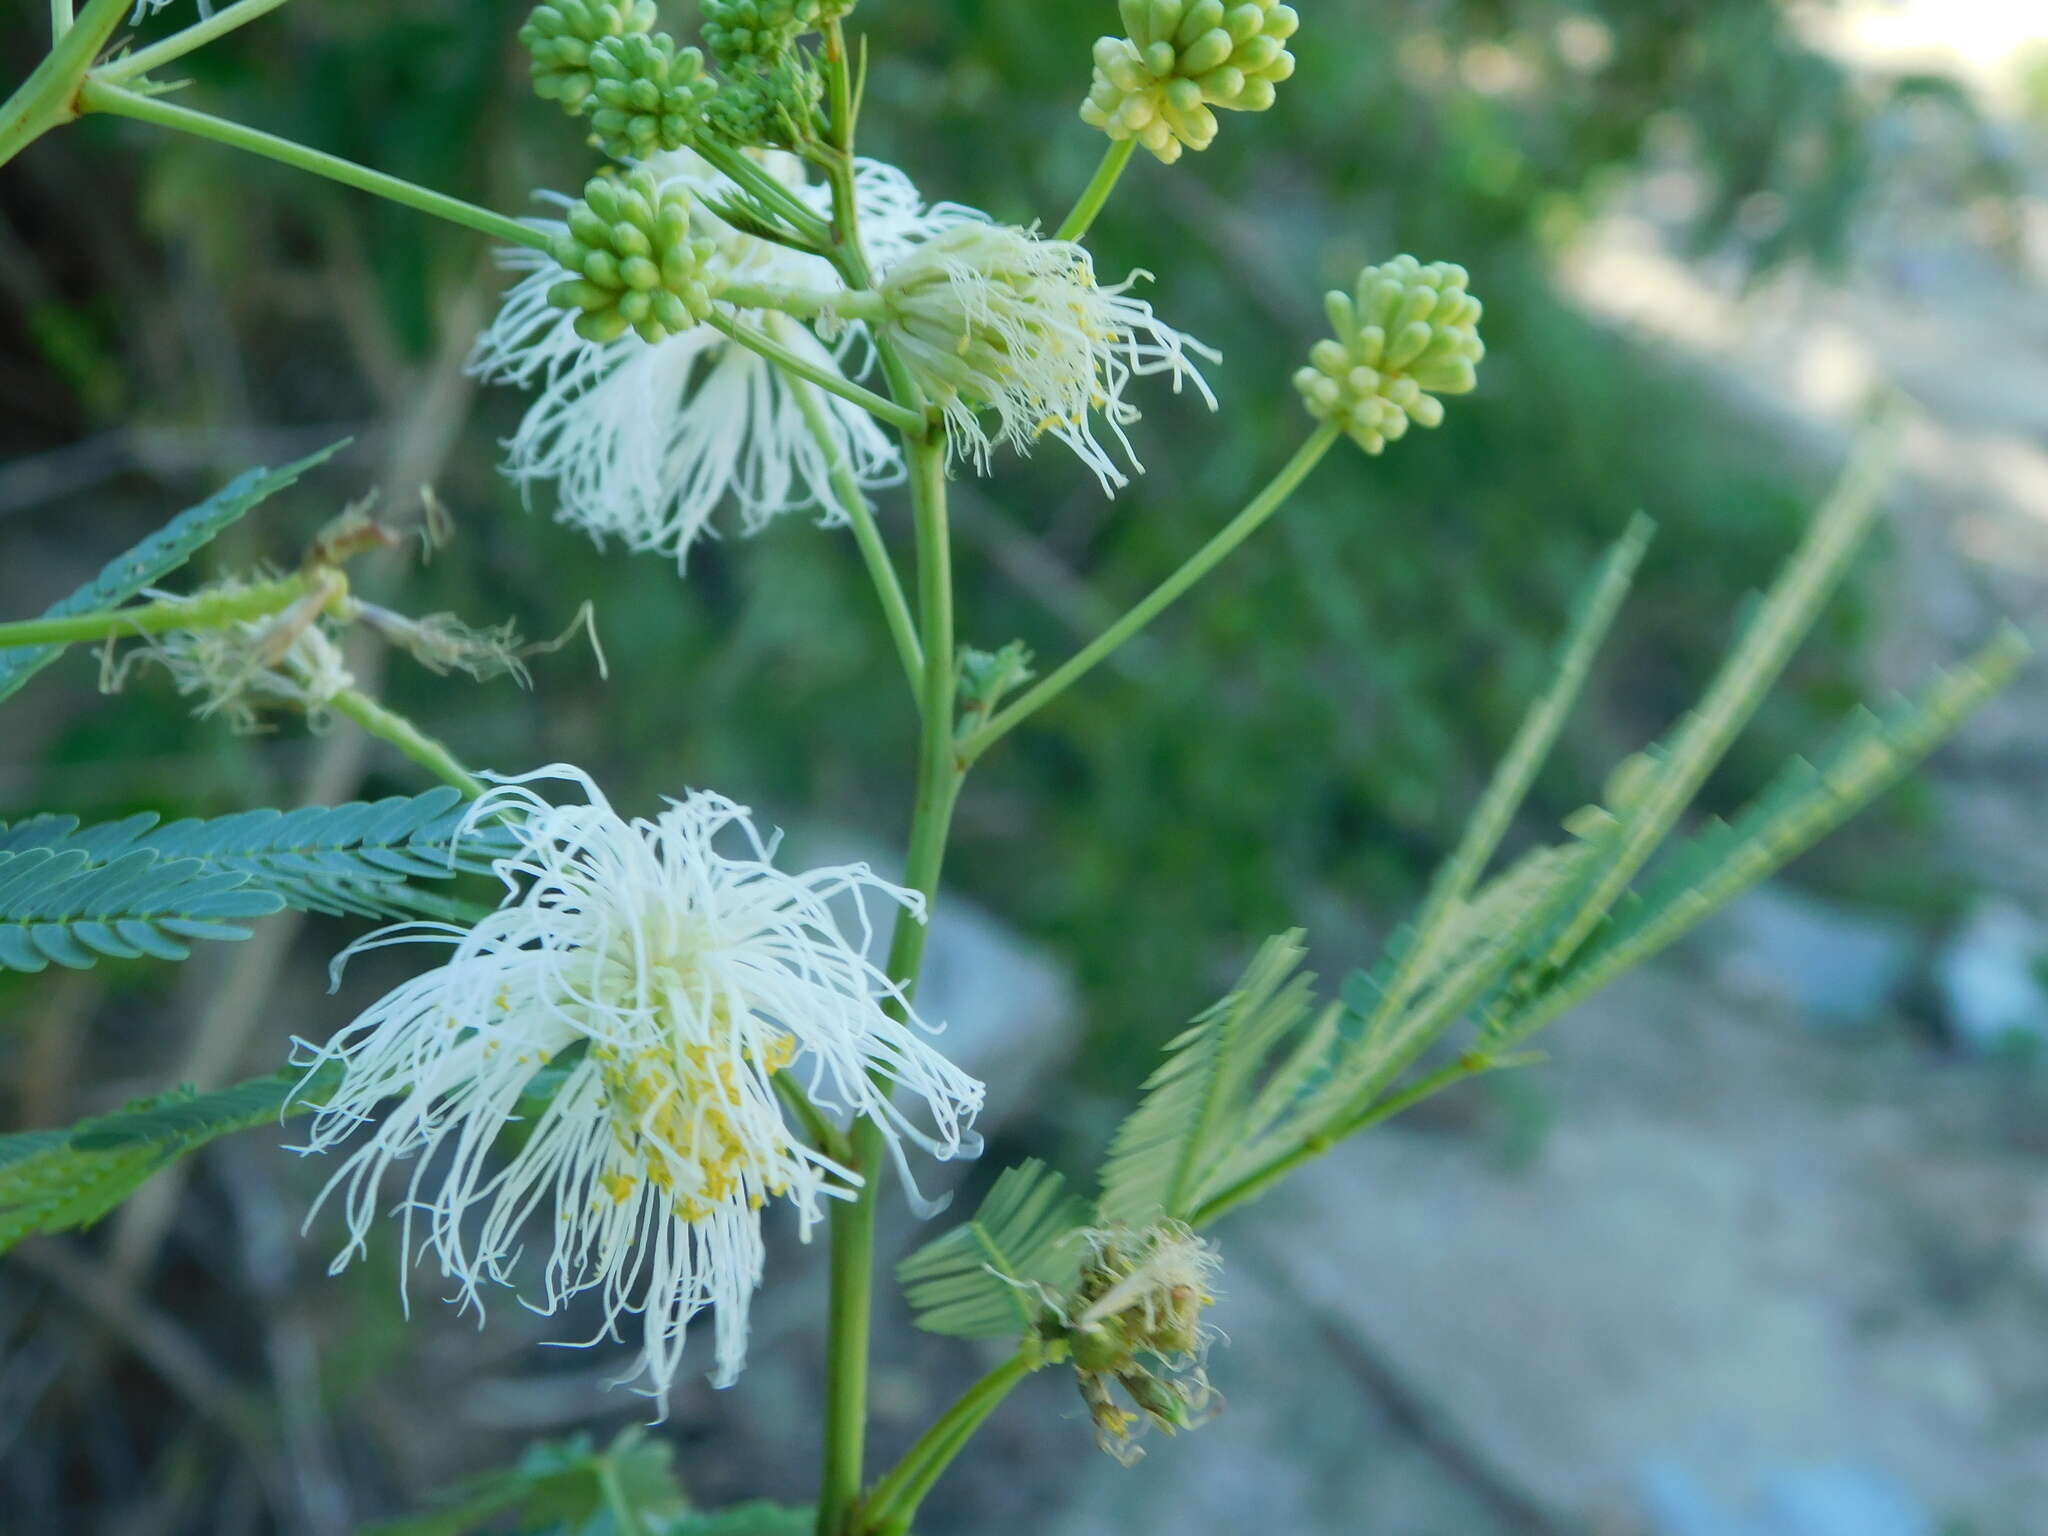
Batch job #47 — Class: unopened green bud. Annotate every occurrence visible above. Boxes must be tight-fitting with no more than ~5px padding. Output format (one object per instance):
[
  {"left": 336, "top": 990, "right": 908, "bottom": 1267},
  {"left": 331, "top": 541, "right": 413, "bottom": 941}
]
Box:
[
  {"left": 587, "top": 33, "right": 717, "bottom": 160},
  {"left": 545, "top": 170, "right": 718, "bottom": 344},
  {"left": 1080, "top": 0, "right": 1299, "bottom": 163},
  {"left": 1294, "top": 256, "right": 1483, "bottom": 455},
  {"left": 702, "top": 50, "right": 824, "bottom": 149},
  {"left": 700, "top": 0, "right": 845, "bottom": 66},
  {"left": 519, "top": 0, "right": 658, "bottom": 114}
]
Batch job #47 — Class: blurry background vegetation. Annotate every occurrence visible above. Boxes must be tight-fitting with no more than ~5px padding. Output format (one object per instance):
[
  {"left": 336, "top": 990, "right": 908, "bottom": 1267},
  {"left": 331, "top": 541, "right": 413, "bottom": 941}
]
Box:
[{"left": 1, "top": 1, "right": 2042, "bottom": 1532}]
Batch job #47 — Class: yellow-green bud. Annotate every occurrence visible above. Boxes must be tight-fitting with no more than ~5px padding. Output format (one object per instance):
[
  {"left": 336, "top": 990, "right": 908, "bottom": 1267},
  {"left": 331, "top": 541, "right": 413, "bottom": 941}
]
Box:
[
  {"left": 587, "top": 33, "right": 717, "bottom": 160},
  {"left": 545, "top": 170, "right": 718, "bottom": 345},
  {"left": 1080, "top": 0, "right": 1299, "bottom": 163},
  {"left": 1294, "top": 256, "right": 1484, "bottom": 455},
  {"left": 519, "top": 0, "right": 658, "bottom": 114}
]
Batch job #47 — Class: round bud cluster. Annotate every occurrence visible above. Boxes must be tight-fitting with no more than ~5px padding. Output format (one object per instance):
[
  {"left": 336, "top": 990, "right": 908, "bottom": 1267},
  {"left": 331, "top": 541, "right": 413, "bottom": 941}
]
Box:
[
  {"left": 703, "top": 50, "right": 826, "bottom": 151},
  {"left": 699, "top": 0, "right": 834, "bottom": 66},
  {"left": 1080, "top": 0, "right": 1298, "bottom": 164},
  {"left": 519, "top": 0, "right": 659, "bottom": 115},
  {"left": 1294, "top": 256, "right": 1484, "bottom": 455},
  {"left": 545, "top": 170, "right": 718, "bottom": 344},
  {"left": 587, "top": 33, "right": 717, "bottom": 160}
]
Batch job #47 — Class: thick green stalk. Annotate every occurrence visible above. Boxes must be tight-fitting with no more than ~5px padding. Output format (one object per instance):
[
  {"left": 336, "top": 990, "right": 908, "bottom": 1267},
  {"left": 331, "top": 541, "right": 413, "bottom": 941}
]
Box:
[
  {"left": 93, "top": 0, "right": 298, "bottom": 85},
  {"left": 706, "top": 311, "right": 924, "bottom": 436},
  {"left": 861, "top": 1348, "right": 1038, "bottom": 1535},
  {"left": 818, "top": 440, "right": 959, "bottom": 1536},
  {"left": 1055, "top": 136, "right": 1137, "bottom": 243},
  {"left": 962, "top": 421, "right": 1340, "bottom": 761},
  {"left": 327, "top": 687, "right": 484, "bottom": 798},
  {"left": 0, "top": 0, "right": 130, "bottom": 167},
  {"left": 0, "top": 573, "right": 317, "bottom": 648},
  {"left": 785, "top": 369, "right": 924, "bottom": 697},
  {"left": 74, "top": 80, "right": 548, "bottom": 250}
]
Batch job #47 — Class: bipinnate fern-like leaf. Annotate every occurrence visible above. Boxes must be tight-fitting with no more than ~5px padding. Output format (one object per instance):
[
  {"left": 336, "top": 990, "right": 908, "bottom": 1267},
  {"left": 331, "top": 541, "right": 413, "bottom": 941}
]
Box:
[
  {"left": 0, "top": 442, "right": 346, "bottom": 706},
  {"left": 0, "top": 845, "right": 285, "bottom": 971},
  {"left": 1488, "top": 623, "right": 2032, "bottom": 1044},
  {"left": 0, "top": 787, "right": 511, "bottom": 971},
  {"left": 1121, "top": 433, "right": 2026, "bottom": 1230},
  {"left": 1095, "top": 931, "right": 1321, "bottom": 1227},
  {"left": 898, "top": 1160, "right": 1091, "bottom": 1338},
  {"left": 0, "top": 1070, "right": 311, "bottom": 1253}
]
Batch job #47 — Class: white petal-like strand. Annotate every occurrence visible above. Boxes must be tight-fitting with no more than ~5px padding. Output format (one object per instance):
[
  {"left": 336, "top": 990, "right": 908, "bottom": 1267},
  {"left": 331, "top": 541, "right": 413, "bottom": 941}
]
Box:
[
  {"left": 293, "top": 765, "right": 983, "bottom": 1412},
  {"left": 875, "top": 221, "right": 1219, "bottom": 493},
  {"left": 470, "top": 152, "right": 970, "bottom": 567}
]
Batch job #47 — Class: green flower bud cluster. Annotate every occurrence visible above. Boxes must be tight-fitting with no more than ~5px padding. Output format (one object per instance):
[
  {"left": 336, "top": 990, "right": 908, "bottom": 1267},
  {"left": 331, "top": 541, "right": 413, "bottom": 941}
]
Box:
[
  {"left": 1294, "top": 256, "right": 1484, "bottom": 455},
  {"left": 702, "top": 48, "right": 824, "bottom": 151},
  {"left": 699, "top": 0, "right": 829, "bottom": 66},
  {"left": 545, "top": 170, "right": 718, "bottom": 344},
  {"left": 586, "top": 33, "right": 717, "bottom": 159},
  {"left": 1080, "top": 0, "right": 1298, "bottom": 164},
  {"left": 519, "top": 0, "right": 659, "bottom": 114}
]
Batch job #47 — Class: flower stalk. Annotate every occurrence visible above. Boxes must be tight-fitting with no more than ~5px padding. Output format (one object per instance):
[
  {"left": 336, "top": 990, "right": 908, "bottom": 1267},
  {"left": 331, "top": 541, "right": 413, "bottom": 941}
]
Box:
[
  {"left": 0, "top": 572, "right": 327, "bottom": 650},
  {"left": 73, "top": 79, "right": 550, "bottom": 251},
  {"left": 960, "top": 420, "right": 1340, "bottom": 762},
  {"left": 326, "top": 687, "right": 486, "bottom": 798},
  {"left": 861, "top": 1347, "right": 1039, "bottom": 1535},
  {"left": 0, "top": 0, "right": 130, "bottom": 168},
  {"left": 1055, "top": 135, "right": 1136, "bottom": 242},
  {"left": 93, "top": 0, "right": 300, "bottom": 86}
]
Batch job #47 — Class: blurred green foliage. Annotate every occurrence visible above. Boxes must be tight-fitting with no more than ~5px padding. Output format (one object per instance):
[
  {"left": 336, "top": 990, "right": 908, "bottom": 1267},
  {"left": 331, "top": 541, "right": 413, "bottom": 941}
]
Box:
[{"left": 0, "top": 0, "right": 2002, "bottom": 1097}]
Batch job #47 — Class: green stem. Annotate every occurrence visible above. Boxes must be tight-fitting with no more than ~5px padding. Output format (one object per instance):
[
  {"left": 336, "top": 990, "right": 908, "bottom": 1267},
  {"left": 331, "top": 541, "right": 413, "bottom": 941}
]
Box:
[
  {"left": 963, "top": 421, "right": 1339, "bottom": 761},
  {"left": 1054, "top": 137, "right": 1137, "bottom": 243},
  {"left": 774, "top": 1070, "right": 852, "bottom": 1167},
  {"left": 818, "top": 440, "right": 960, "bottom": 1536},
  {"left": 0, "top": 0, "right": 130, "bottom": 168},
  {"left": 595, "top": 1450, "right": 653, "bottom": 1536},
  {"left": 74, "top": 79, "right": 549, "bottom": 250},
  {"left": 822, "top": 16, "right": 857, "bottom": 156},
  {"left": 784, "top": 366, "right": 924, "bottom": 698},
  {"left": 51, "top": 0, "right": 73, "bottom": 39},
  {"left": 861, "top": 1349, "right": 1038, "bottom": 1535},
  {"left": 327, "top": 687, "right": 484, "bottom": 798},
  {"left": 719, "top": 278, "right": 888, "bottom": 324},
  {"left": 0, "top": 573, "right": 318, "bottom": 649},
  {"left": 94, "top": 0, "right": 299, "bottom": 85},
  {"left": 1189, "top": 1051, "right": 1539, "bottom": 1228},
  {"left": 696, "top": 136, "right": 832, "bottom": 245},
  {"left": 706, "top": 310, "right": 924, "bottom": 436}
]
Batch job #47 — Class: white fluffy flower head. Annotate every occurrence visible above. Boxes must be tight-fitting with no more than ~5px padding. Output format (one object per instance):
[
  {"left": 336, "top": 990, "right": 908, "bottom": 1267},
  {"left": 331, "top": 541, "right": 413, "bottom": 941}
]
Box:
[
  {"left": 876, "top": 221, "right": 1218, "bottom": 492},
  {"left": 471, "top": 152, "right": 967, "bottom": 567},
  {"left": 293, "top": 766, "right": 983, "bottom": 1411}
]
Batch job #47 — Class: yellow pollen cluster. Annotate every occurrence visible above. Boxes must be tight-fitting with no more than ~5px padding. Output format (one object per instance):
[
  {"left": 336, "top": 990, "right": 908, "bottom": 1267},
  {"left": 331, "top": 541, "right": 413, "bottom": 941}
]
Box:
[{"left": 591, "top": 1031, "right": 797, "bottom": 1221}]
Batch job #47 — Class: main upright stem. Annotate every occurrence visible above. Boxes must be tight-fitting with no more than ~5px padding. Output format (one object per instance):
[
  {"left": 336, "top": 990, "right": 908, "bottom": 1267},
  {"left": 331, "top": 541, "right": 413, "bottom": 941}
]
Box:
[{"left": 817, "top": 439, "right": 958, "bottom": 1536}]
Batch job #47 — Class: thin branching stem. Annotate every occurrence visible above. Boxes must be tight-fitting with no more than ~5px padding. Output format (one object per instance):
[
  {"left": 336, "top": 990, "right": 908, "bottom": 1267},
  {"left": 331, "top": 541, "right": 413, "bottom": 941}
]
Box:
[
  {"left": 705, "top": 310, "right": 925, "bottom": 436},
  {"left": 75, "top": 80, "right": 549, "bottom": 250},
  {"left": 0, "top": 573, "right": 320, "bottom": 649},
  {"left": 785, "top": 366, "right": 925, "bottom": 698},
  {"left": 861, "top": 1348, "right": 1038, "bottom": 1534},
  {"left": 94, "top": 0, "right": 299, "bottom": 85},
  {"left": 327, "top": 688, "right": 484, "bottom": 798},
  {"left": 1055, "top": 136, "right": 1136, "bottom": 242},
  {"left": 961, "top": 421, "right": 1340, "bottom": 761}
]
